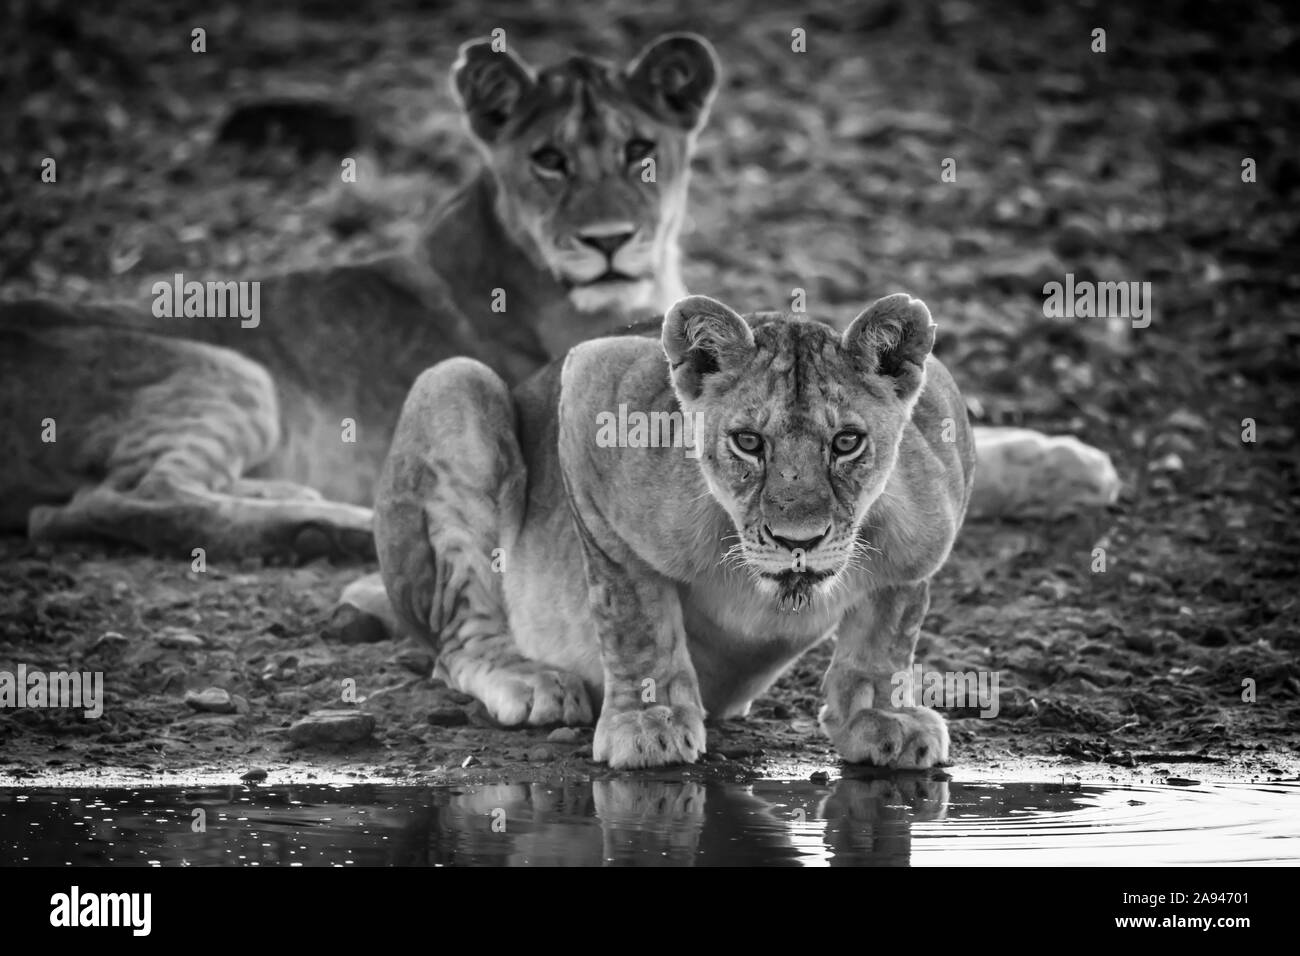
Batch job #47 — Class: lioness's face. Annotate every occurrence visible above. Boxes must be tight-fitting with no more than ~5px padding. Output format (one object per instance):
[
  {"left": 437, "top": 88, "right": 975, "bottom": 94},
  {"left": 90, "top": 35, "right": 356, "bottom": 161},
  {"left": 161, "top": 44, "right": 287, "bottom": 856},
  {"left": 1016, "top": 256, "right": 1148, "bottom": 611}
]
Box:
[
  {"left": 453, "top": 35, "right": 719, "bottom": 313},
  {"left": 663, "top": 295, "right": 936, "bottom": 611}
]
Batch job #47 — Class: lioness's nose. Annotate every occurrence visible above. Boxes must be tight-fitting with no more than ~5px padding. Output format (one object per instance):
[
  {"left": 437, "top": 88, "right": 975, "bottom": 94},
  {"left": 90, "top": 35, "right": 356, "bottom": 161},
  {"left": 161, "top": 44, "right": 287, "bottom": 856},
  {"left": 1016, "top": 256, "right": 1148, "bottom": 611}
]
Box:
[
  {"left": 765, "top": 525, "right": 830, "bottom": 553},
  {"left": 576, "top": 224, "right": 636, "bottom": 256}
]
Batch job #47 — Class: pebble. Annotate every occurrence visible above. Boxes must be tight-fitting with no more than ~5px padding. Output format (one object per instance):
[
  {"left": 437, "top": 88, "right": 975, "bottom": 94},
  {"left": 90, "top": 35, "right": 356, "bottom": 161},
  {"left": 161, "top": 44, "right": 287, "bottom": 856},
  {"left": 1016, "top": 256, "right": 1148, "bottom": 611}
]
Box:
[
  {"left": 90, "top": 631, "right": 129, "bottom": 651},
  {"left": 1196, "top": 625, "right": 1230, "bottom": 647},
  {"left": 230, "top": 694, "right": 251, "bottom": 715},
  {"left": 184, "top": 687, "right": 236, "bottom": 713},
  {"left": 240, "top": 768, "right": 268, "bottom": 784},
  {"left": 1122, "top": 631, "right": 1156, "bottom": 654},
  {"left": 427, "top": 706, "right": 469, "bottom": 727},
  {"left": 809, "top": 770, "right": 830, "bottom": 784},
  {"left": 461, "top": 754, "right": 481, "bottom": 768},
  {"left": 546, "top": 727, "right": 581, "bottom": 744},
  {"left": 320, "top": 604, "right": 389, "bottom": 644},
  {"left": 1149, "top": 452, "right": 1184, "bottom": 473},
  {"left": 287, "top": 709, "right": 375, "bottom": 745},
  {"left": 157, "top": 628, "right": 206, "bottom": 649},
  {"left": 526, "top": 745, "right": 554, "bottom": 762}
]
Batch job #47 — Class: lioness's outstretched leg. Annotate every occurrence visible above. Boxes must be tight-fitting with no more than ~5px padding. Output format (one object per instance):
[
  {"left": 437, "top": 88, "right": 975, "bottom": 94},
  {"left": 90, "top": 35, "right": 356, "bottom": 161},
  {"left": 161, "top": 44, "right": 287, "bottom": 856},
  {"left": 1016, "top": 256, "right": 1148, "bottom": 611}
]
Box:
[
  {"left": 6, "top": 317, "right": 373, "bottom": 560},
  {"left": 374, "top": 358, "right": 591, "bottom": 726},
  {"left": 819, "top": 580, "right": 948, "bottom": 769}
]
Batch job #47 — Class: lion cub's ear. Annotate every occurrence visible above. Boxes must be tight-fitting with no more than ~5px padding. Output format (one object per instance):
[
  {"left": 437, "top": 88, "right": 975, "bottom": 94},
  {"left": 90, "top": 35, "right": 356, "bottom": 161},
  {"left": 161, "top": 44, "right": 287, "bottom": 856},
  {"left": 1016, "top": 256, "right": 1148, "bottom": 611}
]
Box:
[
  {"left": 663, "top": 295, "right": 754, "bottom": 399},
  {"left": 842, "top": 294, "right": 936, "bottom": 398},
  {"left": 452, "top": 39, "right": 536, "bottom": 144},
  {"left": 627, "top": 34, "right": 720, "bottom": 131}
]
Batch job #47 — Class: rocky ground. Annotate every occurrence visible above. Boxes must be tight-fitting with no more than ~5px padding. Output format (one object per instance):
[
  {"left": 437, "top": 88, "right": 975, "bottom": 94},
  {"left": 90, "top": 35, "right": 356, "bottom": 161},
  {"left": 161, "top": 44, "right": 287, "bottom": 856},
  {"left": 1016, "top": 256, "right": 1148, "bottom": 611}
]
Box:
[{"left": 1, "top": 0, "right": 1297, "bottom": 788}]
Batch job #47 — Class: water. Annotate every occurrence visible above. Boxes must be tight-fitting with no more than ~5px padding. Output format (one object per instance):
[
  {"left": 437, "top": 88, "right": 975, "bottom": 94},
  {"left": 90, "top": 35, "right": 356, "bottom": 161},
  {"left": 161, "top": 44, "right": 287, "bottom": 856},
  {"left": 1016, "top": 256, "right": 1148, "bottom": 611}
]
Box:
[{"left": 2, "top": 775, "right": 1296, "bottom": 866}]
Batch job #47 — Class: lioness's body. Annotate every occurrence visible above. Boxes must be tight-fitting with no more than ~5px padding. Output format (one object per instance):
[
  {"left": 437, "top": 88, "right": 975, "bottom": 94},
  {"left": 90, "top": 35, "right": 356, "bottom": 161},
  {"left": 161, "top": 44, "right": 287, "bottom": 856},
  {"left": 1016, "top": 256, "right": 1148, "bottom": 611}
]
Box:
[
  {"left": 0, "top": 175, "right": 650, "bottom": 510},
  {"left": 377, "top": 295, "right": 973, "bottom": 768},
  {"left": 503, "top": 337, "right": 970, "bottom": 717},
  {"left": 0, "top": 35, "right": 718, "bottom": 558}
]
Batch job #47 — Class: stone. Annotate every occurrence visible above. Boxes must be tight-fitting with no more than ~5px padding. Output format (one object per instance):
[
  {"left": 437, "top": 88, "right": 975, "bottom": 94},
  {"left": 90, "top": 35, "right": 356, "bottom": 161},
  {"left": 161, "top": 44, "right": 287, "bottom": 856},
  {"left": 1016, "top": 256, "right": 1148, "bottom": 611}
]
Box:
[
  {"left": 427, "top": 706, "right": 469, "bottom": 727},
  {"left": 185, "top": 687, "right": 235, "bottom": 713},
  {"left": 287, "top": 709, "right": 375, "bottom": 745},
  {"left": 157, "top": 628, "right": 206, "bottom": 649},
  {"left": 321, "top": 603, "right": 388, "bottom": 644}
]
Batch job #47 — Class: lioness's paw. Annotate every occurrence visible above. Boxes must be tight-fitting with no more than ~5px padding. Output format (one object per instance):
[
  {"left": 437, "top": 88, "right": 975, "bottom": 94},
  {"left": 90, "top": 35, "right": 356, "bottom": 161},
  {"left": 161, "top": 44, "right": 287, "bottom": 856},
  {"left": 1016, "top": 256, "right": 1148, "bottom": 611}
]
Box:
[
  {"left": 481, "top": 665, "right": 593, "bottom": 728},
  {"left": 593, "top": 705, "right": 705, "bottom": 770},
  {"left": 820, "top": 705, "right": 948, "bottom": 768}
]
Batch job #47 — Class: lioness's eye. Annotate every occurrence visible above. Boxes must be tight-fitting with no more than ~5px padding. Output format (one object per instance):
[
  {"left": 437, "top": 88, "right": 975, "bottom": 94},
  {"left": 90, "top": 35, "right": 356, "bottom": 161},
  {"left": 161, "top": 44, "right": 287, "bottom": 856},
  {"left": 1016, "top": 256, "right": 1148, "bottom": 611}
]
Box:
[
  {"left": 731, "top": 431, "right": 763, "bottom": 456},
  {"left": 531, "top": 146, "right": 568, "bottom": 175},
  {"left": 832, "top": 431, "right": 867, "bottom": 458},
  {"left": 625, "top": 138, "right": 656, "bottom": 164}
]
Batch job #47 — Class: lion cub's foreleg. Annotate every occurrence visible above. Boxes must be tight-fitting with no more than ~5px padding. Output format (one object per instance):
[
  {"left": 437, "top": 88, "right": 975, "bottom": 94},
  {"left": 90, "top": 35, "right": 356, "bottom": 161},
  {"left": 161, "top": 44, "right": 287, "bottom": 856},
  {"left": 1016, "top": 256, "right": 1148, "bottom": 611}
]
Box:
[
  {"left": 563, "top": 506, "right": 707, "bottom": 769},
  {"left": 374, "top": 358, "right": 591, "bottom": 727},
  {"left": 819, "top": 580, "right": 949, "bottom": 768}
]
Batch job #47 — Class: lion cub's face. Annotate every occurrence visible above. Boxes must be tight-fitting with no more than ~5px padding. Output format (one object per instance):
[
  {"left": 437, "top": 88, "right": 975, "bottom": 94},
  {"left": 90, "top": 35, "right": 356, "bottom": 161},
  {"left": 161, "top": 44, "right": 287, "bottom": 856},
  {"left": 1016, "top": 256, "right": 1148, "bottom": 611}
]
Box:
[
  {"left": 663, "top": 294, "right": 937, "bottom": 611},
  {"left": 453, "top": 35, "right": 718, "bottom": 314}
]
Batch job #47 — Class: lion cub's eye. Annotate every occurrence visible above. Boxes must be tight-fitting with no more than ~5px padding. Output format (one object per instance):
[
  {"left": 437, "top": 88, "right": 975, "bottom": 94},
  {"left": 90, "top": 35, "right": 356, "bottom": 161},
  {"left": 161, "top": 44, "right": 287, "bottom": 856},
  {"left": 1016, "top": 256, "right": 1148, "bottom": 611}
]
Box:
[
  {"left": 625, "top": 138, "right": 656, "bottom": 164},
  {"left": 730, "top": 431, "right": 764, "bottom": 457},
  {"left": 832, "top": 430, "right": 868, "bottom": 459},
  {"left": 530, "top": 146, "right": 569, "bottom": 176}
]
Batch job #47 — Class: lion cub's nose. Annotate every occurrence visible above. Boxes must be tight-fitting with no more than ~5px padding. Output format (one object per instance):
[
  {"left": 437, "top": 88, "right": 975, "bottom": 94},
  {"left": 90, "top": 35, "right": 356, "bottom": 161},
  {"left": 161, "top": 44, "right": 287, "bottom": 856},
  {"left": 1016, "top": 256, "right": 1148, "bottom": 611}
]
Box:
[
  {"left": 576, "top": 224, "right": 636, "bottom": 257},
  {"left": 765, "top": 525, "right": 830, "bottom": 553}
]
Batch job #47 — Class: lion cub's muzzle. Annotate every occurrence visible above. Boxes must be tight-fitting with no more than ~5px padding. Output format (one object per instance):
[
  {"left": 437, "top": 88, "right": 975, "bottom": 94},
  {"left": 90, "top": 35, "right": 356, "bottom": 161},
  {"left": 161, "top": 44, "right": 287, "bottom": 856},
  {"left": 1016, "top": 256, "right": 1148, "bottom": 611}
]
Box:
[{"left": 740, "top": 522, "right": 855, "bottom": 610}]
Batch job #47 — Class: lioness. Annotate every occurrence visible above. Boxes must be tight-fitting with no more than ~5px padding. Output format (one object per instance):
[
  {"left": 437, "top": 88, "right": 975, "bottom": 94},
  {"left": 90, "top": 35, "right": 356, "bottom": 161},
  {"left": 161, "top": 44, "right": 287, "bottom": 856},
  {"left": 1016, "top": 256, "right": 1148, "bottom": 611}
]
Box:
[
  {"left": 0, "top": 34, "right": 719, "bottom": 558},
  {"left": 376, "top": 293, "right": 972, "bottom": 768}
]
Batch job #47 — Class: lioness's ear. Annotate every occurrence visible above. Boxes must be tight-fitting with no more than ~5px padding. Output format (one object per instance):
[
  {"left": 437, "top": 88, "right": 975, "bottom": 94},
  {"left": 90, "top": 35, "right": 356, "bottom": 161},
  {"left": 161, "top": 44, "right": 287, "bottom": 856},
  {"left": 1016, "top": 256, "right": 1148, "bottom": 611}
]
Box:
[
  {"left": 842, "top": 294, "right": 935, "bottom": 398},
  {"left": 452, "top": 39, "right": 535, "bottom": 144},
  {"left": 663, "top": 295, "right": 754, "bottom": 399},
  {"left": 627, "top": 33, "right": 720, "bottom": 131}
]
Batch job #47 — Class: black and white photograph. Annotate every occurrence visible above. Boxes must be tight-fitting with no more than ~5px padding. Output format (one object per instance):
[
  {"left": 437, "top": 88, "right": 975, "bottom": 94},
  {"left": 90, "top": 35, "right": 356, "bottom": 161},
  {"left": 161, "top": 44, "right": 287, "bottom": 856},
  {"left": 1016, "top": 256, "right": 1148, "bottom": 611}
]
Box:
[{"left": 0, "top": 0, "right": 1296, "bottom": 915}]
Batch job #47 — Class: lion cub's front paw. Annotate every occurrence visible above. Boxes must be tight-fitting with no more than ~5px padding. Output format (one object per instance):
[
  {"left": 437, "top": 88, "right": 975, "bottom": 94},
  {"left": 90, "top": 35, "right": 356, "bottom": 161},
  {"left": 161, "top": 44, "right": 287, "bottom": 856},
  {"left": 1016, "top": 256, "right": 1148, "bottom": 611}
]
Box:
[
  {"left": 480, "top": 664, "right": 594, "bottom": 728},
  {"left": 593, "top": 705, "right": 706, "bottom": 769},
  {"left": 820, "top": 705, "right": 948, "bottom": 768}
]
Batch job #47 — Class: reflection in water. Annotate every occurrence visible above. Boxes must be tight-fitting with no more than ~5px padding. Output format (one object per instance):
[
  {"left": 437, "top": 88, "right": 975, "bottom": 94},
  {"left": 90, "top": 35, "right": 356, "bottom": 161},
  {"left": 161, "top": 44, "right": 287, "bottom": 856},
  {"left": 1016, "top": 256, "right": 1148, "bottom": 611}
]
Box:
[{"left": 1, "top": 775, "right": 1297, "bottom": 866}]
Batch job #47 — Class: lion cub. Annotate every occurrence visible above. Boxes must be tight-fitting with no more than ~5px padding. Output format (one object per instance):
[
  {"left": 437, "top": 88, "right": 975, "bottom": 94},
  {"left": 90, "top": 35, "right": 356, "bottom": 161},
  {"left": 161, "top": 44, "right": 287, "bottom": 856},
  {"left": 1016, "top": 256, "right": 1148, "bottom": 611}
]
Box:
[{"left": 376, "top": 293, "right": 974, "bottom": 769}]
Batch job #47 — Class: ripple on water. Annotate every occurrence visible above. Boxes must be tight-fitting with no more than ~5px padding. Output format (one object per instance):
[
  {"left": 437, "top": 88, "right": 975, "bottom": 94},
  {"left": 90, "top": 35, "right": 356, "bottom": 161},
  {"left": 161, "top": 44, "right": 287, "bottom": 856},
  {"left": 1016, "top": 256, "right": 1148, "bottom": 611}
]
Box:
[{"left": 0, "top": 778, "right": 1296, "bottom": 866}]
